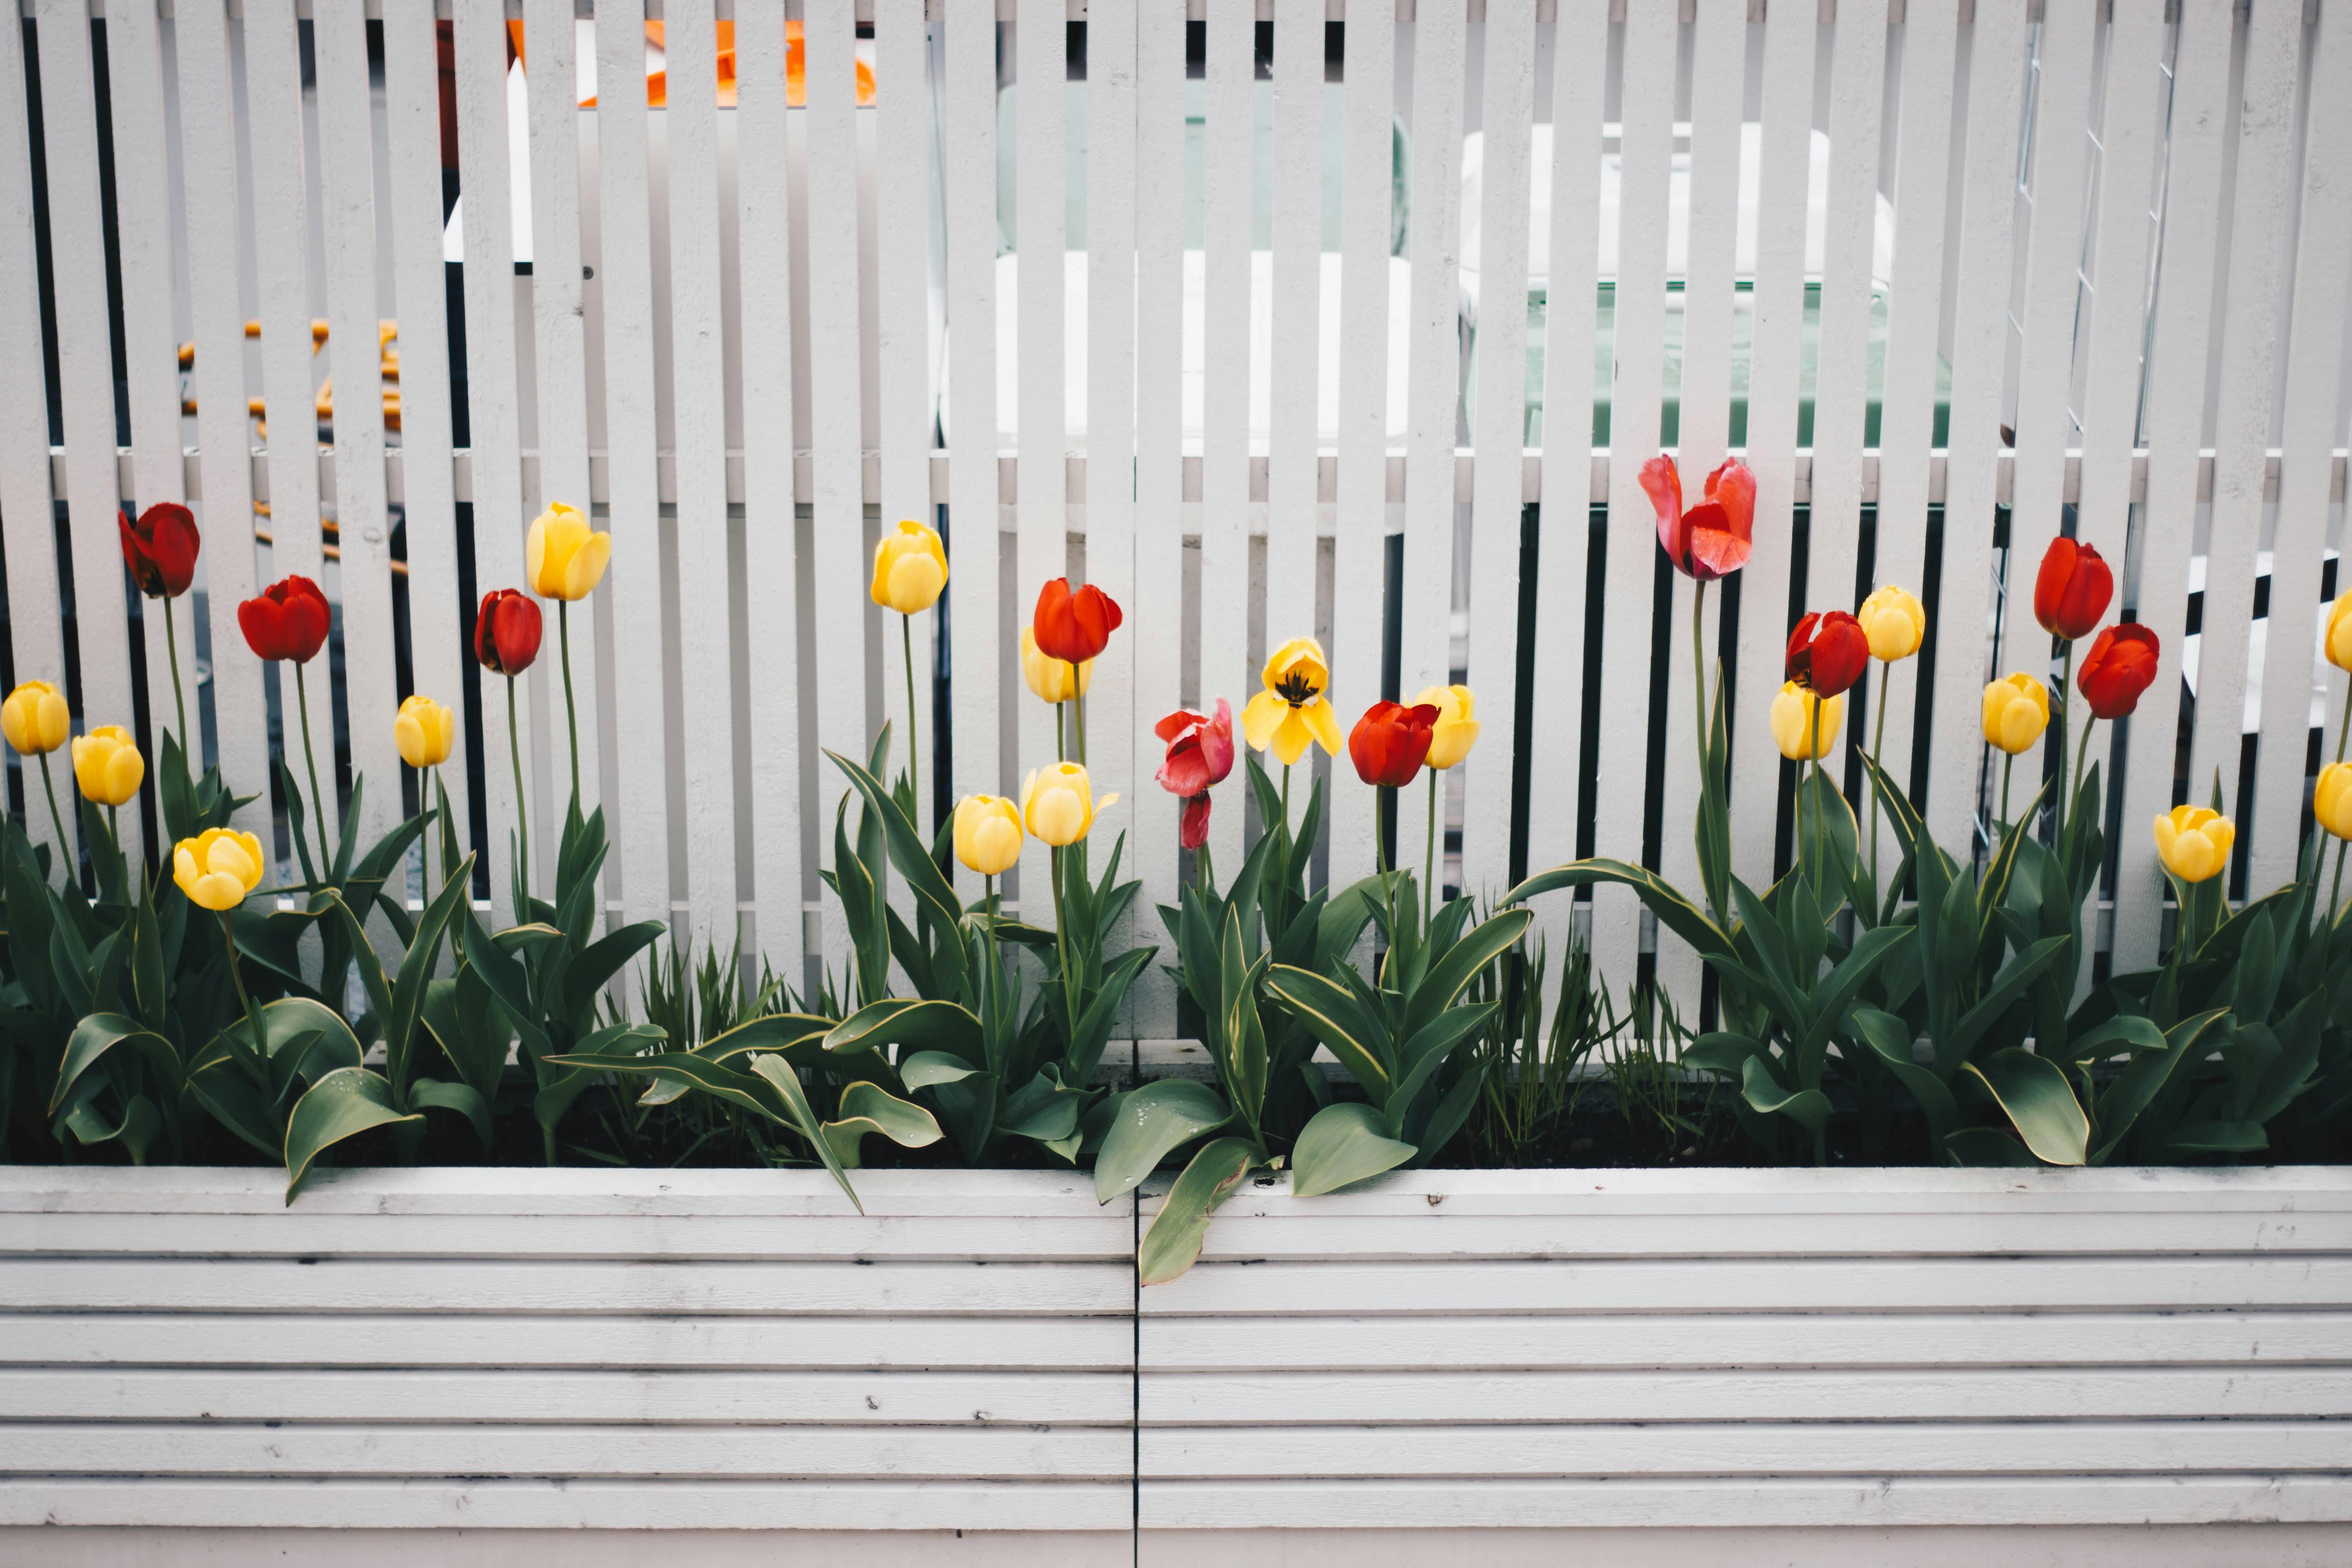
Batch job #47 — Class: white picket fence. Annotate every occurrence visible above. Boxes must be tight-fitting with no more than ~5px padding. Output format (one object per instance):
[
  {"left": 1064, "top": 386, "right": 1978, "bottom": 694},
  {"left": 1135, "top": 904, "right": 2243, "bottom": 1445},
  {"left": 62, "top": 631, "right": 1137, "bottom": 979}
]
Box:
[{"left": 3, "top": 0, "right": 2348, "bottom": 1037}]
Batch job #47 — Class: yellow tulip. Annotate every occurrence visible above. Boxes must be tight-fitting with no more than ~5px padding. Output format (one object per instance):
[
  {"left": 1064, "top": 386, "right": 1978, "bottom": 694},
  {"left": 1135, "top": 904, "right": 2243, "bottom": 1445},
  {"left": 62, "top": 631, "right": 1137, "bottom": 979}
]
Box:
[
  {"left": 1020, "top": 627, "right": 1092, "bottom": 704},
  {"left": 1240, "top": 637, "right": 1344, "bottom": 767},
  {"left": 2327, "top": 591, "right": 2352, "bottom": 673},
  {"left": 871, "top": 518, "right": 949, "bottom": 615},
  {"left": 1021, "top": 761, "right": 1116, "bottom": 848},
  {"left": 1413, "top": 684, "right": 1480, "bottom": 770},
  {"left": 71, "top": 726, "right": 144, "bottom": 806},
  {"left": 0, "top": 680, "right": 70, "bottom": 755},
  {"left": 1857, "top": 584, "right": 1926, "bottom": 662},
  {"left": 954, "top": 794, "right": 1025, "bottom": 876},
  {"left": 2315, "top": 763, "right": 2352, "bottom": 842},
  {"left": 394, "top": 695, "right": 457, "bottom": 769},
  {"left": 1768, "top": 681, "right": 1842, "bottom": 761},
  {"left": 174, "top": 827, "right": 265, "bottom": 911},
  {"left": 525, "top": 501, "right": 612, "bottom": 602},
  {"left": 2153, "top": 804, "right": 2233, "bottom": 885},
  {"left": 1981, "top": 673, "right": 2050, "bottom": 756}
]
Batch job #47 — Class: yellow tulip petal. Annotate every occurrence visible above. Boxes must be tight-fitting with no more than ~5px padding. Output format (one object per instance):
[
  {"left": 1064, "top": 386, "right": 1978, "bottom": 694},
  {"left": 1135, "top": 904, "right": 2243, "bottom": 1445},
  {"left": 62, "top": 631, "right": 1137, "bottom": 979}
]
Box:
[
  {"left": 1300, "top": 698, "right": 1345, "bottom": 759},
  {"left": 563, "top": 529, "right": 612, "bottom": 600},
  {"left": 1240, "top": 691, "right": 1288, "bottom": 751}
]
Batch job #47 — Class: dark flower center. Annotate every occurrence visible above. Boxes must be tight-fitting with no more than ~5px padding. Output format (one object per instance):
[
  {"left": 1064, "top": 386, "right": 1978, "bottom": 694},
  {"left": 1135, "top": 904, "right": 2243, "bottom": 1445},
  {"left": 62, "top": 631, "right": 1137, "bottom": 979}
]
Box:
[{"left": 1274, "top": 670, "right": 1321, "bottom": 705}]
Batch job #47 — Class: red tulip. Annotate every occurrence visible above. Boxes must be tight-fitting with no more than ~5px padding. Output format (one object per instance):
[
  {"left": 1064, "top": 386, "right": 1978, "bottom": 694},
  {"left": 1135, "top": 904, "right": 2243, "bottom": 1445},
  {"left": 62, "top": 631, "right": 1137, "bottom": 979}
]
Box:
[
  {"left": 1179, "top": 791, "right": 1214, "bottom": 851},
  {"left": 1348, "top": 701, "right": 1438, "bottom": 789},
  {"left": 1786, "top": 610, "right": 1870, "bottom": 700},
  {"left": 237, "top": 575, "right": 332, "bottom": 664},
  {"left": 474, "top": 588, "right": 543, "bottom": 676},
  {"left": 1155, "top": 700, "right": 1235, "bottom": 798},
  {"left": 1032, "top": 577, "right": 1124, "bottom": 664},
  {"left": 2078, "top": 622, "right": 2160, "bottom": 719},
  {"left": 1640, "top": 455, "right": 1756, "bottom": 582},
  {"left": 120, "top": 502, "right": 201, "bottom": 598},
  {"left": 2034, "top": 537, "right": 2113, "bottom": 641}
]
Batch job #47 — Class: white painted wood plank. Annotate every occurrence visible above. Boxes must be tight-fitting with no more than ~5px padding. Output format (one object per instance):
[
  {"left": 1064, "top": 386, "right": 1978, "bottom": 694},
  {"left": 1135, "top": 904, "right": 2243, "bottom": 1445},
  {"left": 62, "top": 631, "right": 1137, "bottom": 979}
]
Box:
[
  {"left": 2248, "top": 0, "right": 2352, "bottom": 895},
  {"left": 99, "top": 0, "right": 199, "bottom": 799},
  {"left": 1200, "top": 0, "right": 1252, "bottom": 878},
  {"left": 2185, "top": 0, "right": 2300, "bottom": 814},
  {"left": 165, "top": 0, "right": 271, "bottom": 841},
  {"left": 454, "top": 0, "right": 538, "bottom": 917},
  {"left": 945, "top": 0, "right": 1002, "bottom": 870},
  {"left": 1523, "top": 0, "right": 1605, "bottom": 968},
  {"left": 312, "top": 0, "right": 401, "bottom": 881},
  {"left": 735, "top": 0, "right": 806, "bottom": 973},
  {"left": 31, "top": 0, "right": 133, "bottom": 845},
  {"left": 1460, "top": 0, "right": 1533, "bottom": 908},
  {"left": 593, "top": 0, "right": 674, "bottom": 943},
  {"left": 381, "top": 0, "right": 473, "bottom": 878},
  {"left": 1588, "top": 0, "right": 1673, "bottom": 986},
  {"left": 1921, "top": 0, "right": 2030, "bottom": 855},
  {"left": 1267, "top": 0, "right": 1323, "bottom": 862},
  {"left": 1327, "top": 0, "right": 1395, "bottom": 897},
  {"left": 1397, "top": 0, "right": 1463, "bottom": 905},
  {"left": 664, "top": 0, "right": 741, "bottom": 952},
  {"left": 1015, "top": 0, "right": 1067, "bottom": 903},
  {"left": 0, "top": 9, "right": 64, "bottom": 871},
  {"left": 1725, "top": 0, "right": 1815, "bottom": 887}
]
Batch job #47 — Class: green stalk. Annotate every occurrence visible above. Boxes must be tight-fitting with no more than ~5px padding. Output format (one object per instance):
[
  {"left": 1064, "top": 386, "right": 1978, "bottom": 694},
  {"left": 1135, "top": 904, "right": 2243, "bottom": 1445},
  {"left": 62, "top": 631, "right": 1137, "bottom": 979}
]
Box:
[
  {"left": 163, "top": 604, "right": 189, "bottom": 759},
  {"left": 2337, "top": 681, "right": 2350, "bottom": 766},
  {"left": 2328, "top": 839, "right": 2345, "bottom": 933},
  {"left": 1867, "top": 660, "right": 1889, "bottom": 905},
  {"left": 2000, "top": 753, "right": 2014, "bottom": 835},
  {"left": 901, "top": 612, "right": 921, "bottom": 824},
  {"left": 559, "top": 599, "right": 581, "bottom": 812},
  {"left": 2070, "top": 712, "right": 2098, "bottom": 823},
  {"left": 2051, "top": 643, "right": 2075, "bottom": 842},
  {"left": 1050, "top": 844, "right": 1072, "bottom": 1012},
  {"left": 1424, "top": 767, "right": 1438, "bottom": 924},
  {"left": 1808, "top": 698, "right": 1823, "bottom": 886},
  {"left": 36, "top": 752, "right": 73, "bottom": 873},
  {"left": 1197, "top": 839, "right": 1215, "bottom": 896},
  {"left": 506, "top": 672, "right": 530, "bottom": 900},
  {"left": 1281, "top": 761, "right": 1291, "bottom": 828},
  {"left": 1075, "top": 687, "right": 1087, "bottom": 769},
  {"left": 1055, "top": 701, "right": 1066, "bottom": 763},
  {"left": 220, "top": 910, "right": 264, "bottom": 1042},
  {"left": 295, "top": 662, "right": 329, "bottom": 875}
]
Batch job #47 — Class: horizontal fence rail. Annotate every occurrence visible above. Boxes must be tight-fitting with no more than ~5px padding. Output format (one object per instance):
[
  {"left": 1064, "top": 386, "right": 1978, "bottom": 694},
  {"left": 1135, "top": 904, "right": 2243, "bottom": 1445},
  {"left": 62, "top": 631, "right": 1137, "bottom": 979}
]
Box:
[{"left": 3, "top": 0, "right": 2349, "bottom": 1037}]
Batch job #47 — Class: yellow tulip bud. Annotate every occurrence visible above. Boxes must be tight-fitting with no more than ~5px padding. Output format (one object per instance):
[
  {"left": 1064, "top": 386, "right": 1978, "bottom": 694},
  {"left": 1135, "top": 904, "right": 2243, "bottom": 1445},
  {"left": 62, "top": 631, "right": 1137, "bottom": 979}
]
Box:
[
  {"left": 1413, "top": 684, "right": 1481, "bottom": 770},
  {"left": 871, "top": 518, "right": 949, "bottom": 615},
  {"left": 1768, "top": 681, "right": 1842, "bottom": 761},
  {"left": 525, "top": 501, "right": 612, "bottom": 602},
  {"left": 953, "top": 794, "right": 1025, "bottom": 877},
  {"left": 395, "top": 694, "right": 457, "bottom": 769},
  {"left": 71, "top": 726, "right": 144, "bottom": 806},
  {"left": 2315, "top": 763, "right": 2352, "bottom": 843},
  {"left": 1020, "top": 627, "right": 1092, "bottom": 704},
  {"left": 2327, "top": 591, "right": 2352, "bottom": 673},
  {"left": 1857, "top": 584, "right": 1926, "bottom": 662},
  {"left": 174, "top": 827, "right": 266, "bottom": 911},
  {"left": 2153, "top": 804, "right": 2233, "bottom": 885},
  {"left": 0, "top": 680, "right": 70, "bottom": 755},
  {"left": 1981, "top": 673, "right": 2050, "bottom": 756},
  {"left": 1020, "top": 761, "right": 1116, "bottom": 848}
]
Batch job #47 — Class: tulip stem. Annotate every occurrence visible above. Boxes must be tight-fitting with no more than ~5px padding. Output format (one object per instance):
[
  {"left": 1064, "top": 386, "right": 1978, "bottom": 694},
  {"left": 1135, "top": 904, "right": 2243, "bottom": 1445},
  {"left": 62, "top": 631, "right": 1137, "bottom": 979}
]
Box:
[
  {"left": 1868, "top": 662, "right": 1888, "bottom": 910},
  {"left": 36, "top": 752, "right": 73, "bottom": 876},
  {"left": 1197, "top": 841, "right": 1214, "bottom": 896},
  {"left": 2070, "top": 713, "right": 2098, "bottom": 830},
  {"left": 294, "top": 663, "right": 329, "bottom": 878},
  {"left": 1075, "top": 692, "right": 1087, "bottom": 770},
  {"left": 2000, "top": 754, "right": 2014, "bottom": 836},
  {"left": 2052, "top": 644, "right": 2075, "bottom": 844},
  {"left": 559, "top": 601, "right": 580, "bottom": 812},
  {"left": 1055, "top": 703, "right": 1066, "bottom": 764},
  {"left": 219, "top": 910, "right": 261, "bottom": 1039},
  {"left": 901, "top": 613, "right": 921, "bottom": 826},
  {"left": 1281, "top": 763, "right": 1291, "bottom": 830},
  {"left": 422, "top": 764, "right": 436, "bottom": 909},
  {"left": 1808, "top": 702, "right": 1824, "bottom": 887},
  {"left": 2328, "top": 840, "right": 2345, "bottom": 932},
  {"left": 163, "top": 606, "right": 189, "bottom": 762},
  {"left": 506, "top": 673, "right": 529, "bottom": 902},
  {"left": 2336, "top": 682, "right": 2350, "bottom": 767},
  {"left": 1690, "top": 579, "right": 1711, "bottom": 776},
  {"left": 1424, "top": 768, "right": 1437, "bottom": 925},
  {"left": 1050, "top": 845, "right": 1073, "bottom": 1011}
]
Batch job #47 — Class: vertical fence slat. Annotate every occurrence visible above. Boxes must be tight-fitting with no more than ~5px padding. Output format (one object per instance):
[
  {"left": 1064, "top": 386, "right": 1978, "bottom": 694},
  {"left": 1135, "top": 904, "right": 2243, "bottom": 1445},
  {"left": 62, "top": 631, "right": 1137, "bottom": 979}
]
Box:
[
  {"left": 945, "top": 0, "right": 1001, "bottom": 873},
  {"left": 1871, "top": 0, "right": 1958, "bottom": 858},
  {"left": 312, "top": 0, "right": 401, "bottom": 884},
  {"left": 1201, "top": 0, "right": 1251, "bottom": 876},
  {"left": 32, "top": 0, "right": 132, "bottom": 859},
  {"left": 2113, "top": 0, "right": 2232, "bottom": 968},
  {"left": 0, "top": 8, "right": 66, "bottom": 870},
  {"left": 877, "top": 0, "right": 936, "bottom": 836},
  {"left": 806, "top": 0, "right": 867, "bottom": 961},
  {"left": 1591, "top": 0, "right": 1673, "bottom": 989},
  {"left": 663, "top": 0, "right": 740, "bottom": 952},
  {"left": 1329, "top": 0, "right": 1395, "bottom": 899},
  {"left": 592, "top": 0, "right": 673, "bottom": 942},
  {"left": 1083, "top": 0, "right": 1139, "bottom": 1030},
  {"left": 2249, "top": 4, "right": 2352, "bottom": 897},
  {"left": 1725, "top": 0, "right": 1815, "bottom": 891},
  {"left": 102, "top": 0, "right": 199, "bottom": 793},
  {"left": 454, "top": 0, "right": 538, "bottom": 918},
  {"left": 382, "top": 0, "right": 471, "bottom": 885},
  {"left": 1014, "top": 0, "right": 1065, "bottom": 906},
  {"left": 734, "top": 1, "right": 807, "bottom": 991},
  {"left": 1130, "top": 0, "right": 1185, "bottom": 1038},
  {"left": 2186, "top": 0, "right": 2300, "bottom": 822},
  {"left": 523, "top": 0, "right": 607, "bottom": 892},
  {"left": 1526, "top": 0, "right": 1605, "bottom": 965},
  {"left": 1268, "top": 0, "right": 1323, "bottom": 842},
  {"left": 1460, "top": 0, "right": 1532, "bottom": 907},
  {"left": 244, "top": 0, "right": 338, "bottom": 852}
]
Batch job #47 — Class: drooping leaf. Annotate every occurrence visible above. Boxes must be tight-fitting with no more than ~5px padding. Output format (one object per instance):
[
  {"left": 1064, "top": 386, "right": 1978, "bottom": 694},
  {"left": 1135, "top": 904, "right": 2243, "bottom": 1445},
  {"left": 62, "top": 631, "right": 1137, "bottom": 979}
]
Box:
[
  {"left": 820, "top": 1080, "right": 944, "bottom": 1167},
  {"left": 1964, "top": 1049, "right": 2089, "bottom": 1166},
  {"left": 1503, "top": 858, "right": 1737, "bottom": 965},
  {"left": 283, "top": 1068, "right": 422, "bottom": 1203},
  {"left": 1290, "top": 1101, "right": 1416, "bottom": 1197},
  {"left": 49, "top": 1014, "right": 182, "bottom": 1116},
  {"left": 1093, "top": 1079, "right": 1231, "bottom": 1202},
  {"left": 1137, "top": 1137, "right": 1256, "bottom": 1287}
]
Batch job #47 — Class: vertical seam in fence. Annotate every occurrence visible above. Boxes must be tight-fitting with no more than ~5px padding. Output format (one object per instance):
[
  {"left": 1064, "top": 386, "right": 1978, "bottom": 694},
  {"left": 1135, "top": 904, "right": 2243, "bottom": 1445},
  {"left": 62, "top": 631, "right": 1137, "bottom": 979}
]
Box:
[
  {"left": 945, "top": 0, "right": 1001, "bottom": 871},
  {"left": 1201, "top": 0, "right": 1251, "bottom": 879},
  {"left": 1014, "top": 0, "right": 1066, "bottom": 911}
]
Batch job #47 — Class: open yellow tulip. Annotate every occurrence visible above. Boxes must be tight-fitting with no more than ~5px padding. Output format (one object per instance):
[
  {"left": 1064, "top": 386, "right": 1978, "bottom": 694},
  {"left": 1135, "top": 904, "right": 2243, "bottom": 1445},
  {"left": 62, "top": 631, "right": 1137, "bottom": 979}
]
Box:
[
  {"left": 1981, "top": 673, "right": 2050, "bottom": 756},
  {"left": 2315, "top": 764, "right": 2352, "bottom": 842},
  {"left": 1021, "top": 627, "right": 1092, "bottom": 704},
  {"left": 1857, "top": 584, "right": 1926, "bottom": 662},
  {"left": 1021, "top": 762, "right": 1115, "bottom": 848},
  {"left": 1413, "top": 684, "right": 1480, "bottom": 770},
  {"left": 174, "top": 827, "right": 266, "bottom": 911},
  {"left": 2153, "top": 805, "right": 2233, "bottom": 884},
  {"left": 72, "top": 726, "right": 144, "bottom": 806},
  {"left": 395, "top": 694, "right": 456, "bottom": 769},
  {"left": 526, "top": 502, "right": 611, "bottom": 602},
  {"left": 954, "top": 794, "right": 1025, "bottom": 876},
  {"left": 1, "top": 680, "right": 69, "bottom": 756},
  {"left": 1241, "top": 638, "right": 1344, "bottom": 766},
  {"left": 1768, "top": 681, "right": 1842, "bottom": 761},
  {"left": 871, "top": 518, "right": 949, "bottom": 615}
]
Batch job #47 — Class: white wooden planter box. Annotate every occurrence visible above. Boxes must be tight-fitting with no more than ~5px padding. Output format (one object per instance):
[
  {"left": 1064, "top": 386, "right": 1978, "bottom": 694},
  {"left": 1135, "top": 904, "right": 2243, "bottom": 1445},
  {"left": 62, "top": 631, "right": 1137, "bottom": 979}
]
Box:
[{"left": 6, "top": 1166, "right": 2352, "bottom": 1566}]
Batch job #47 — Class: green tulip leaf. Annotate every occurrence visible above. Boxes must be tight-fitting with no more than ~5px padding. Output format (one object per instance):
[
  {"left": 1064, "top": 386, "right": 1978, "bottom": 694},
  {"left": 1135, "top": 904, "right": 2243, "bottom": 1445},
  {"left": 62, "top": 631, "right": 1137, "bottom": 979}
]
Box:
[
  {"left": 1290, "top": 1101, "right": 1417, "bottom": 1198},
  {"left": 825, "top": 997, "right": 984, "bottom": 1064},
  {"left": 1739, "top": 1055, "right": 1830, "bottom": 1135},
  {"left": 1964, "top": 1049, "right": 2089, "bottom": 1167},
  {"left": 1137, "top": 1136, "right": 1257, "bottom": 1287},
  {"left": 900, "top": 1049, "right": 984, "bottom": 1091},
  {"left": 820, "top": 1080, "right": 944, "bottom": 1168},
  {"left": 283, "top": 1068, "right": 422, "bottom": 1203},
  {"left": 1093, "top": 1079, "right": 1232, "bottom": 1203},
  {"left": 50, "top": 1013, "right": 182, "bottom": 1117}
]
